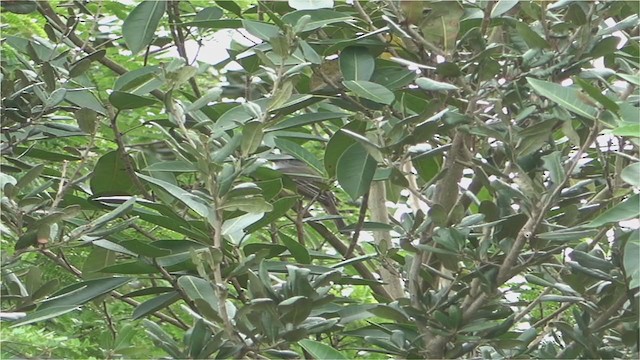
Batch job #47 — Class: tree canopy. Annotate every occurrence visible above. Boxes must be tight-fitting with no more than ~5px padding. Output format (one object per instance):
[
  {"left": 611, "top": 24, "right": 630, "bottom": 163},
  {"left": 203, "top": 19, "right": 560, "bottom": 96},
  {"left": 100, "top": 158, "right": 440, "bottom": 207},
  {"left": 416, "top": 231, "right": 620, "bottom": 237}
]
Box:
[{"left": 1, "top": 0, "right": 638, "bottom": 358}]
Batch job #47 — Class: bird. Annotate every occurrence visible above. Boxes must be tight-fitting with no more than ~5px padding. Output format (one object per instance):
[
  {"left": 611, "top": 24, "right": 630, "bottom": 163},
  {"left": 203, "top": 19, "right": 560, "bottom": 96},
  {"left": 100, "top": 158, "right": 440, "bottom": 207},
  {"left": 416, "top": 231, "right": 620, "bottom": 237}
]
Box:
[{"left": 272, "top": 157, "right": 346, "bottom": 230}]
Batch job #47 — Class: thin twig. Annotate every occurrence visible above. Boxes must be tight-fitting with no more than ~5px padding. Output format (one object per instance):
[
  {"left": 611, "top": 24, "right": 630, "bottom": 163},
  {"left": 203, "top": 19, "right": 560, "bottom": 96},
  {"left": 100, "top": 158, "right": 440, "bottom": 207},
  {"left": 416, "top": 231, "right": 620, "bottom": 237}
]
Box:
[{"left": 346, "top": 191, "right": 369, "bottom": 258}]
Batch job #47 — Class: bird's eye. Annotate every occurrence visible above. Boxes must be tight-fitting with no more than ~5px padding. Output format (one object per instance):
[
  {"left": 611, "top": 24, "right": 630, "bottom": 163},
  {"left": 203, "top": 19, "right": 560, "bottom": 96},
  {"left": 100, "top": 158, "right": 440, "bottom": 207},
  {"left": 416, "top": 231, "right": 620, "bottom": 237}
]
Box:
[{"left": 423, "top": 8, "right": 432, "bottom": 15}]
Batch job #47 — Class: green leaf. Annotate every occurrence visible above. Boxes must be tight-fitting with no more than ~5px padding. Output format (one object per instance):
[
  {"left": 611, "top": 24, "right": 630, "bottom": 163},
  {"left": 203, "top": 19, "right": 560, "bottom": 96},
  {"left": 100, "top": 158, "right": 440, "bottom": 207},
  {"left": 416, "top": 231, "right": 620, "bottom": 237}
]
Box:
[
  {"left": 82, "top": 247, "right": 116, "bottom": 280},
  {"left": 541, "top": 151, "right": 564, "bottom": 186},
  {"left": 586, "top": 194, "right": 640, "bottom": 228},
  {"left": 222, "top": 213, "right": 264, "bottom": 238},
  {"left": 14, "top": 164, "right": 44, "bottom": 192},
  {"left": 526, "top": 78, "right": 597, "bottom": 120},
  {"left": 274, "top": 138, "right": 325, "bottom": 176},
  {"left": 143, "top": 319, "right": 183, "bottom": 358},
  {"left": 612, "top": 123, "right": 640, "bottom": 137},
  {"left": 109, "top": 91, "right": 158, "bottom": 110},
  {"left": 574, "top": 77, "right": 619, "bottom": 114},
  {"left": 138, "top": 173, "right": 210, "bottom": 218},
  {"left": 288, "top": 0, "right": 333, "bottom": 10},
  {"left": 246, "top": 196, "right": 298, "bottom": 233},
  {"left": 219, "top": 196, "right": 273, "bottom": 213},
  {"left": 142, "top": 160, "right": 197, "bottom": 172},
  {"left": 80, "top": 197, "right": 133, "bottom": 225},
  {"left": 122, "top": 1, "right": 166, "bottom": 54},
  {"left": 419, "top": 2, "right": 464, "bottom": 52},
  {"left": 279, "top": 232, "right": 311, "bottom": 264},
  {"left": 1, "top": 0, "right": 37, "bottom": 14},
  {"left": 113, "top": 66, "right": 162, "bottom": 95},
  {"left": 75, "top": 108, "right": 97, "bottom": 133},
  {"left": 132, "top": 292, "right": 180, "bottom": 320},
  {"left": 241, "top": 121, "right": 264, "bottom": 156},
  {"left": 623, "top": 230, "right": 640, "bottom": 289},
  {"left": 415, "top": 77, "right": 459, "bottom": 91},
  {"left": 100, "top": 261, "right": 159, "bottom": 274},
  {"left": 621, "top": 163, "right": 640, "bottom": 187},
  {"left": 242, "top": 20, "right": 280, "bottom": 41},
  {"left": 514, "top": 21, "right": 549, "bottom": 49},
  {"left": 65, "top": 89, "right": 107, "bottom": 114},
  {"left": 278, "top": 296, "right": 312, "bottom": 324},
  {"left": 267, "top": 112, "right": 347, "bottom": 132},
  {"left": 119, "top": 240, "right": 171, "bottom": 257},
  {"left": 536, "top": 229, "right": 597, "bottom": 242},
  {"left": 14, "top": 277, "right": 132, "bottom": 326},
  {"left": 11, "top": 305, "right": 78, "bottom": 327},
  {"left": 491, "top": 0, "right": 519, "bottom": 18},
  {"left": 540, "top": 295, "right": 584, "bottom": 303},
  {"left": 337, "top": 143, "right": 377, "bottom": 201},
  {"left": 90, "top": 151, "right": 138, "bottom": 196},
  {"left": 298, "top": 339, "right": 348, "bottom": 360},
  {"left": 325, "top": 120, "right": 366, "bottom": 178},
  {"left": 282, "top": 9, "right": 352, "bottom": 32},
  {"left": 340, "top": 46, "right": 375, "bottom": 82},
  {"left": 343, "top": 80, "right": 395, "bottom": 105},
  {"left": 177, "top": 275, "right": 221, "bottom": 322},
  {"left": 13, "top": 147, "right": 81, "bottom": 162}
]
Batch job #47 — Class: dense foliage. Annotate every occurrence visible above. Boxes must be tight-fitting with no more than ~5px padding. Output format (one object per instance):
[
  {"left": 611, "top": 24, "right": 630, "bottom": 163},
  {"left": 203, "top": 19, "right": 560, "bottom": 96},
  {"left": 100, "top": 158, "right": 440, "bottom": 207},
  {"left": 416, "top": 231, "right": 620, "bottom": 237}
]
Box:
[{"left": 1, "top": 0, "right": 638, "bottom": 358}]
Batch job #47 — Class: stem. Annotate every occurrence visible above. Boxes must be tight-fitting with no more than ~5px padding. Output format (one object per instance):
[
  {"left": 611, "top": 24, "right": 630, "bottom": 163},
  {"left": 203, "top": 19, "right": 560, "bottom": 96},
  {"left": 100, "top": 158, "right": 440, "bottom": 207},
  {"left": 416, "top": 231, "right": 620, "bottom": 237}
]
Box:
[
  {"left": 211, "top": 207, "right": 238, "bottom": 341},
  {"left": 345, "top": 191, "right": 369, "bottom": 258},
  {"left": 39, "top": 249, "right": 187, "bottom": 329}
]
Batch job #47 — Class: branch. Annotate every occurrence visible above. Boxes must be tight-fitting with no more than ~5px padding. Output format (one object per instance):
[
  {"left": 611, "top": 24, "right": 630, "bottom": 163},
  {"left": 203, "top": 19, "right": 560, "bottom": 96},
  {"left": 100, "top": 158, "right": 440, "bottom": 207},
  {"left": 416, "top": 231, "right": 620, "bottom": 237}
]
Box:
[
  {"left": 345, "top": 191, "right": 369, "bottom": 258},
  {"left": 497, "top": 124, "right": 600, "bottom": 284},
  {"left": 39, "top": 249, "right": 188, "bottom": 329},
  {"left": 37, "top": 1, "right": 166, "bottom": 102},
  {"left": 307, "top": 220, "right": 393, "bottom": 301}
]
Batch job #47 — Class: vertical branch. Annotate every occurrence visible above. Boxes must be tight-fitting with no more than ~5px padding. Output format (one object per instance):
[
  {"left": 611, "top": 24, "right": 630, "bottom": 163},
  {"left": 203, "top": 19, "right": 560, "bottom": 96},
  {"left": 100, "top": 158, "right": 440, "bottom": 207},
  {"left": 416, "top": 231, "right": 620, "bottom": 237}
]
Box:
[
  {"left": 345, "top": 191, "right": 368, "bottom": 258},
  {"left": 167, "top": 0, "right": 201, "bottom": 98},
  {"left": 210, "top": 209, "right": 237, "bottom": 340},
  {"left": 368, "top": 182, "right": 404, "bottom": 299}
]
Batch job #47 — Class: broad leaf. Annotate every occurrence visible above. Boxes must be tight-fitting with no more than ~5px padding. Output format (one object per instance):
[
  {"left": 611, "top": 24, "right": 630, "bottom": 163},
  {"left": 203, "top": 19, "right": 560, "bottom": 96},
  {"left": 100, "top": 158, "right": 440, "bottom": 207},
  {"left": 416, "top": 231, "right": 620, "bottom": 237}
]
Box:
[
  {"left": 336, "top": 143, "right": 377, "bottom": 201},
  {"left": 343, "top": 80, "right": 395, "bottom": 105},
  {"left": 122, "top": 1, "right": 166, "bottom": 54},
  {"left": 137, "top": 173, "right": 210, "bottom": 218},
  {"left": 298, "top": 339, "right": 348, "bottom": 360},
  {"left": 527, "top": 78, "right": 597, "bottom": 120},
  {"left": 340, "top": 46, "right": 375, "bottom": 82},
  {"left": 586, "top": 194, "right": 640, "bottom": 228}
]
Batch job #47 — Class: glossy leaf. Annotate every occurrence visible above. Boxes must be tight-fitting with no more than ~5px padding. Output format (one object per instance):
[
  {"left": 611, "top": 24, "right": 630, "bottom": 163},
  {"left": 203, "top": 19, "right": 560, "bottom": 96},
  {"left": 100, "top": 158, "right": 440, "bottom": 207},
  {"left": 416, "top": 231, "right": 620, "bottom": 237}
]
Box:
[
  {"left": 621, "top": 163, "right": 640, "bottom": 187},
  {"left": 132, "top": 292, "right": 180, "bottom": 320},
  {"left": 527, "top": 78, "right": 597, "bottom": 120},
  {"left": 343, "top": 80, "right": 395, "bottom": 105},
  {"left": 415, "top": 77, "right": 459, "bottom": 91},
  {"left": 340, "top": 46, "right": 375, "bottom": 81},
  {"left": 288, "top": 0, "right": 334, "bottom": 10},
  {"left": 299, "top": 339, "right": 348, "bottom": 360},
  {"left": 586, "top": 194, "right": 640, "bottom": 228},
  {"left": 14, "top": 277, "right": 132, "bottom": 326},
  {"left": 336, "top": 143, "right": 377, "bottom": 201},
  {"left": 90, "top": 151, "right": 139, "bottom": 196},
  {"left": 122, "top": 1, "right": 166, "bottom": 54},
  {"left": 274, "top": 138, "right": 325, "bottom": 176},
  {"left": 109, "top": 91, "right": 158, "bottom": 110},
  {"left": 137, "top": 173, "right": 210, "bottom": 218},
  {"left": 623, "top": 230, "right": 640, "bottom": 289}
]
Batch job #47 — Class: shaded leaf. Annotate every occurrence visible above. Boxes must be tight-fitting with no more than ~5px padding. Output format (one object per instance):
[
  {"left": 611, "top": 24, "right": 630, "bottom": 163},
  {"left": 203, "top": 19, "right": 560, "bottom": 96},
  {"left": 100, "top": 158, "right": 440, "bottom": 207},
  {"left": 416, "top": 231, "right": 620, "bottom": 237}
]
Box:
[
  {"left": 343, "top": 80, "right": 395, "bottom": 105},
  {"left": 336, "top": 143, "right": 377, "bottom": 201},
  {"left": 586, "top": 194, "right": 640, "bottom": 228},
  {"left": 340, "top": 46, "right": 375, "bottom": 81},
  {"left": 298, "top": 339, "right": 348, "bottom": 360},
  {"left": 122, "top": 1, "right": 166, "bottom": 54},
  {"left": 527, "top": 78, "right": 597, "bottom": 120}
]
